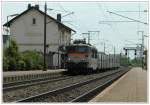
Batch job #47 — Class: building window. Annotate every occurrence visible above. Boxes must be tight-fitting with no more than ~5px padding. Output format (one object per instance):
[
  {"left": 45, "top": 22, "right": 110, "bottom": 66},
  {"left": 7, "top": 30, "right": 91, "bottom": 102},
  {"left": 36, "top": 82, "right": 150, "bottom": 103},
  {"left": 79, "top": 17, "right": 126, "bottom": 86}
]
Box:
[
  {"left": 32, "top": 18, "right": 36, "bottom": 24},
  {"left": 62, "top": 31, "right": 65, "bottom": 41}
]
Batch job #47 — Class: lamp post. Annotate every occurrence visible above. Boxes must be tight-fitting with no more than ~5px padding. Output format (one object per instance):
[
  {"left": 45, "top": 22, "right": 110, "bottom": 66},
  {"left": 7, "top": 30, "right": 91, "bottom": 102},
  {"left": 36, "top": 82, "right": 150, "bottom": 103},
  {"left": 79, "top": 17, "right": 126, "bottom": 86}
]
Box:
[
  {"left": 43, "top": 2, "right": 47, "bottom": 71},
  {"left": 6, "top": 14, "right": 19, "bottom": 48},
  {"left": 7, "top": 14, "right": 18, "bottom": 34},
  {"left": 7, "top": 14, "right": 19, "bottom": 35},
  {"left": 6, "top": 14, "right": 18, "bottom": 71}
]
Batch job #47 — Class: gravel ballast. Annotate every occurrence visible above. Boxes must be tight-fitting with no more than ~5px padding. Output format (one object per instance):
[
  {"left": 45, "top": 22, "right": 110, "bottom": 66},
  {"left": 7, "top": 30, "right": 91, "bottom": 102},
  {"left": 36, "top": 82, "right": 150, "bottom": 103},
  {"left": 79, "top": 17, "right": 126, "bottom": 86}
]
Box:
[
  {"left": 3, "top": 68, "right": 127, "bottom": 102},
  {"left": 26, "top": 70, "right": 127, "bottom": 102}
]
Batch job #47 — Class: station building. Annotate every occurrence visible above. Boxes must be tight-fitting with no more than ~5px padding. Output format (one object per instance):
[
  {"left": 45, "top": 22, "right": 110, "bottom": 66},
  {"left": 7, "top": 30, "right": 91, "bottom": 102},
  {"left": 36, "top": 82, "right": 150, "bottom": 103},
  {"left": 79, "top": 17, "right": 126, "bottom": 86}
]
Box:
[{"left": 3, "top": 4, "right": 76, "bottom": 69}]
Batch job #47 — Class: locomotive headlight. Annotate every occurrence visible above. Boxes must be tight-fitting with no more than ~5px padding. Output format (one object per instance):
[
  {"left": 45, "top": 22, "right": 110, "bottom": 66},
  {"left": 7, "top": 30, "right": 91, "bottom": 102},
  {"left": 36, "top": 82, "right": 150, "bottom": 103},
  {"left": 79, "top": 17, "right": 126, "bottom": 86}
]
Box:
[
  {"left": 82, "top": 58, "right": 85, "bottom": 61},
  {"left": 68, "top": 57, "right": 71, "bottom": 61},
  {"left": 81, "top": 58, "right": 87, "bottom": 62}
]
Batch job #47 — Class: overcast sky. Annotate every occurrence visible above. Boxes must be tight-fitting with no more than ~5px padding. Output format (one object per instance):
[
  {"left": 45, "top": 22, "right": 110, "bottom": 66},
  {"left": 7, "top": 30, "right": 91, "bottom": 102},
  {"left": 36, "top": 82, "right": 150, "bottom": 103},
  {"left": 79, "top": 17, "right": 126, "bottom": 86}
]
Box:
[{"left": 2, "top": 1, "right": 148, "bottom": 58}]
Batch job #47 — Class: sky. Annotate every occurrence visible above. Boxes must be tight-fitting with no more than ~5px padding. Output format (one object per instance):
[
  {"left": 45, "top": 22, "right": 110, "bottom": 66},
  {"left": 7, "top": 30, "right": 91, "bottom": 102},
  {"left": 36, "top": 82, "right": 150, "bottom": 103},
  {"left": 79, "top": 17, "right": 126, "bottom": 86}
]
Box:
[{"left": 1, "top": 1, "right": 148, "bottom": 58}]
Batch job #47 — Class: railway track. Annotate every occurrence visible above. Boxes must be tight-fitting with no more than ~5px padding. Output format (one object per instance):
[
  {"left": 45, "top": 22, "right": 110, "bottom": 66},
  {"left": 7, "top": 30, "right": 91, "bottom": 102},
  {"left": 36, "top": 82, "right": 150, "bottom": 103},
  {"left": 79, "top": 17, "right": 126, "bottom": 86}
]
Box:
[
  {"left": 71, "top": 70, "right": 127, "bottom": 102},
  {"left": 3, "top": 75, "right": 73, "bottom": 91},
  {"left": 16, "top": 70, "right": 128, "bottom": 102},
  {"left": 4, "top": 70, "right": 119, "bottom": 102}
]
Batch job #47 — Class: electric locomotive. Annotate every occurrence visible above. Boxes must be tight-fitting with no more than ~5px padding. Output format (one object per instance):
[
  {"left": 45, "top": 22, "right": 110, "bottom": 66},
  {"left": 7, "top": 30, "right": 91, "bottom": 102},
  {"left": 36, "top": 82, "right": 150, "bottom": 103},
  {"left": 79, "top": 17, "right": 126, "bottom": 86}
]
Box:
[{"left": 64, "top": 39, "right": 98, "bottom": 74}]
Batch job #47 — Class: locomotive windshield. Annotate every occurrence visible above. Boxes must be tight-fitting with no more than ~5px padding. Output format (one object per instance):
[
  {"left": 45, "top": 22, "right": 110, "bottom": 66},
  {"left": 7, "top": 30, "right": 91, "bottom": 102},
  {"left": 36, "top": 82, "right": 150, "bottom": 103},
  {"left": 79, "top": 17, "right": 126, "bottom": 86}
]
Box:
[{"left": 66, "top": 46, "right": 91, "bottom": 53}]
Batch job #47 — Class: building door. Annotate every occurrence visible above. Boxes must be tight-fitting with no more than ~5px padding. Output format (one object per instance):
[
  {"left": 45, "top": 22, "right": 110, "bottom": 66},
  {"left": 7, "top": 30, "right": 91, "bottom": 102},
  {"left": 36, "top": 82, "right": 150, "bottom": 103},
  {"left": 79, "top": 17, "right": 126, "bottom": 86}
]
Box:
[
  {"left": 61, "top": 54, "right": 65, "bottom": 69},
  {"left": 46, "top": 53, "right": 53, "bottom": 69}
]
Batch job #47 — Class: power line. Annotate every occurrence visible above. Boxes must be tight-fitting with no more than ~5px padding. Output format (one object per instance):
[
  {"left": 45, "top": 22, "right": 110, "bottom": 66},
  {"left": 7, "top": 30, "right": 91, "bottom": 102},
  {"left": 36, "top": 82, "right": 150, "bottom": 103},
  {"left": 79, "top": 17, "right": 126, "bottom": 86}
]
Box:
[
  {"left": 112, "top": 10, "right": 147, "bottom": 13},
  {"left": 97, "top": 3, "right": 113, "bottom": 26},
  {"left": 102, "top": 3, "right": 126, "bottom": 43},
  {"left": 62, "top": 12, "right": 74, "bottom": 18},
  {"left": 107, "top": 11, "right": 148, "bottom": 25},
  {"left": 99, "top": 21, "right": 138, "bottom": 23},
  {"left": 57, "top": 3, "right": 69, "bottom": 13}
]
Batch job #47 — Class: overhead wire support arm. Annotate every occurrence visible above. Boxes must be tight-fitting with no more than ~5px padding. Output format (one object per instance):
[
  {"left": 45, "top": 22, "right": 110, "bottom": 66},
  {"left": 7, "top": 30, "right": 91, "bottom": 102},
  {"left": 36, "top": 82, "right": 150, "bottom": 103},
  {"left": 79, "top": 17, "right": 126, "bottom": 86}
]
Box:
[
  {"left": 62, "top": 12, "right": 74, "bottom": 18},
  {"left": 46, "top": 12, "right": 74, "bottom": 24},
  {"left": 107, "top": 11, "right": 148, "bottom": 25}
]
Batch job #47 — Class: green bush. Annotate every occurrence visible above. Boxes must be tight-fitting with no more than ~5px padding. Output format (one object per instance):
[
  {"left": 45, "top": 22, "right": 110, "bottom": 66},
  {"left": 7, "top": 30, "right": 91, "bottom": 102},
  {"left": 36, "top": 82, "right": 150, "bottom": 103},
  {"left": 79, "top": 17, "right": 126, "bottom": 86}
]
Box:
[
  {"left": 8, "top": 57, "right": 18, "bottom": 70},
  {"left": 3, "top": 39, "right": 20, "bottom": 71},
  {"left": 21, "top": 51, "right": 44, "bottom": 70},
  {"left": 37, "top": 65, "right": 43, "bottom": 70},
  {"left": 18, "top": 60, "right": 26, "bottom": 70},
  {"left": 3, "top": 48, "right": 9, "bottom": 71},
  {"left": 3, "top": 39, "right": 45, "bottom": 71},
  {"left": 3, "top": 56, "right": 9, "bottom": 71}
]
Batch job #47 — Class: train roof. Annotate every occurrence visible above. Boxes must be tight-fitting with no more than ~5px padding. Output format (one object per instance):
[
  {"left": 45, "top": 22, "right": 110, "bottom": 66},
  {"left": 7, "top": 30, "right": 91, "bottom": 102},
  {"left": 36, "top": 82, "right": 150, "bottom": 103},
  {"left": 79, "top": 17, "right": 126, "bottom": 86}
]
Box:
[
  {"left": 67, "top": 43, "right": 95, "bottom": 48},
  {"left": 98, "top": 52, "right": 106, "bottom": 54},
  {"left": 66, "top": 43, "right": 99, "bottom": 52}
]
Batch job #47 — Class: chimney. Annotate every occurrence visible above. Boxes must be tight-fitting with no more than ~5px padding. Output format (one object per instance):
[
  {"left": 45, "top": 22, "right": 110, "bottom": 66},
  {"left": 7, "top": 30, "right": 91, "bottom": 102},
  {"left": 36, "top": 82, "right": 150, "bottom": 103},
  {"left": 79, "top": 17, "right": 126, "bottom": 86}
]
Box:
[
  {"left": 28, "top": 4, "right": 31, "bottom": 9},
  {"left": 35, "top": 4, "right": 39, "bottom": 10},
  {"left": 57, "top": 14, "right": 61, "bottom": 22}
]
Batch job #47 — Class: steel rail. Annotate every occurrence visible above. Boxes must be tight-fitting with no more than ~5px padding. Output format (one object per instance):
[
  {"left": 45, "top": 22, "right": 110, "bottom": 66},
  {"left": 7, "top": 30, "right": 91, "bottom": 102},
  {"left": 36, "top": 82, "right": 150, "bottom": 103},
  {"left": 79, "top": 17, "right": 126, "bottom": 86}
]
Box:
[
  {"left": 4, "top": 75, "right": 66, "bottom": 87},
  {"left": 16, "top": 70, "right": 123, "bottom": 102},
  {"left": 71, "top": 70, "right": 128, "bottom": 102},
  {"left": 3, "top": 75, "right": 73, "bottom": 92}
]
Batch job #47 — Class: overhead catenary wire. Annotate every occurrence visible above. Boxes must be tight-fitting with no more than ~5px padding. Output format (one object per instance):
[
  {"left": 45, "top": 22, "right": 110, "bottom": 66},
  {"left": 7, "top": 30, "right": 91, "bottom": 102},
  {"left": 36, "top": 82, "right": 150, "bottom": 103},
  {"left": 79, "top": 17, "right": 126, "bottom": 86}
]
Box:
[
  {"left": 112, "top": 10, "right": 147, "bottom": 13},
  {"left": 97, "top": 3, "right": 111, "bottom": 26},
  {"left": 57, "top": 3, "right": 69, "bottom": 13},
  {"left": 103, "top": 3, "right": 134, "bottom": 40},
  {"left": 103, "top": 3, "right": 148, "bottom": 54},
  {"left": 97, "top": 3, "right": 124, "bottom": 40},
  {"left": 99, "top": 21, "right": 140, "bottom": 22},
  {"left": 107, "top": 11, "right": 147, "bottom": 25},
  {"left": 98, "top": 3, "right": 125, "bottom": 53}
]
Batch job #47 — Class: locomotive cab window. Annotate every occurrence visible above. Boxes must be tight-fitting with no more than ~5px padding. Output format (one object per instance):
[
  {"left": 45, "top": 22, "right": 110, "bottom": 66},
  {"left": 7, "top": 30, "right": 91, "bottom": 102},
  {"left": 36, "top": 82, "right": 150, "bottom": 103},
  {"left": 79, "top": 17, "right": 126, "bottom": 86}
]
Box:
[
  {"left": 66, "top": 46, "right": 91, "bottom": 53},
  {"left": 32, "top": 18, "right": 36, "bottom": 24},
  {"left": 92, "top": 48, "right": 97, "bottom": 58},
  {"left": 92, "top": 49, "right": 95, "bottom": 58},
  {"left": 95, "top": 50, "right": 98, "bottom": 58}
]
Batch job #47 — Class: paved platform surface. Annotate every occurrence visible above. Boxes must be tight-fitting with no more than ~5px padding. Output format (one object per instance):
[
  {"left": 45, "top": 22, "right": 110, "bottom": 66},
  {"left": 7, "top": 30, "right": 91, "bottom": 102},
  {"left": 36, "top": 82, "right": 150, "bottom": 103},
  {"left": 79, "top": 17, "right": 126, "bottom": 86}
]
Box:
[
  {"left": 90, "top": 67, "right": 147, "bottom": 102},
  {"left": 3, "top": 69, "right": 66, "bottom": 77}
]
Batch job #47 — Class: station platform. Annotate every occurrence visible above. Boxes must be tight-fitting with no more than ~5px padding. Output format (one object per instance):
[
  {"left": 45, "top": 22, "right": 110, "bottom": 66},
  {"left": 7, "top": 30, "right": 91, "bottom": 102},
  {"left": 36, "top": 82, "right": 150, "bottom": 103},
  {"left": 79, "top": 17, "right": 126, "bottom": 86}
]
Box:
[
  {"left": 3, "top": 69, "right": 66, "bottom": 83},
  {"left": 3, "top": 69, "right": 66, "bottom": 77},
  {"left": 90, "top": 67, "right": 147, "bottom": 102}
]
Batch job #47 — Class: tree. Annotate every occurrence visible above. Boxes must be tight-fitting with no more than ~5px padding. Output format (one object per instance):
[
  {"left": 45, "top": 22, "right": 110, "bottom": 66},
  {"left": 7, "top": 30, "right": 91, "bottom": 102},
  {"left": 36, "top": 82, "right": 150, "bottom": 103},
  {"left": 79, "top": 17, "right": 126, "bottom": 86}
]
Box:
[
  {"left": 5, "top": 39, "right": 20, "bottom": 70},
  {"left": 120, "top": 56, "right": 131, "bottom": 66},
  {"left": 3, "top": 49, "right": 9, "bottom": 70}
]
